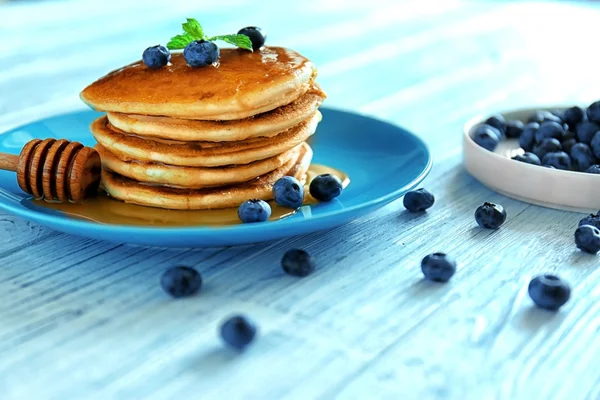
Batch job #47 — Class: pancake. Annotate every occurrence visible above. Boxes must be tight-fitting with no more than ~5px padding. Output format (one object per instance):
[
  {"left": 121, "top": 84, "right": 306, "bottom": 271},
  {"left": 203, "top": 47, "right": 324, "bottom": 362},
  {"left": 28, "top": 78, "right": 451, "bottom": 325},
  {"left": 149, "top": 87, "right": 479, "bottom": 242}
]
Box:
[
  {"left": 101, "top": 143, "right": 313, "bottom": 210},
  {"left": 92, "top": 112, "right": 320, "bottom": 167},
  {"left": 106, "top": 90, "right": 325, "bottom": 142},
  {"left": 80, "top": 47, "right": 317, "bottom": 121},
  {"left": 96, "top": 143, "right": 302, "bottom": 189}
]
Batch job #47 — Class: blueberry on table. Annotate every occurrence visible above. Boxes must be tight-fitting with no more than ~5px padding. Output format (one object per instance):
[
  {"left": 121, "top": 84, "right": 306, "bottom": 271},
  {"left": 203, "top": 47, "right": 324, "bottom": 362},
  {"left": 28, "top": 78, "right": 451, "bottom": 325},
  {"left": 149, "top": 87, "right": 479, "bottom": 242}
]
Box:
[
  {"left": 281, "top": 249, "right": 315, "bottom": 277},
  {"left": 403, "top": 188, "right": 435, "bottom": 212},
  {"left": 142, "top": 45, "right": 171, "bottom": 69},
  {"left": 238, "top": 199, "right": 271, "bottom": 223},
  {"left": 576, "top": 120, "right": 600, "bottom": 144},
  {"left": 484, "top": 115, "right": 507, "bottom": 136},
  {"left": 591, "top": 131, "right": 600, "bottom": 159},
  {"left": 220, "top": 315, "right": 257, "bottom": 350},
  {"left": 472, "top": 125, "right": 501, "bottom": 152},
  {"left": 563, "top": 106, "right": 585, "bottom": 128},
  {"left": 475, "top": 202, "right": 506, "bottom": 229},
  {"left": 512, "top": 152, "right": 541, "bottom": 166},
  {"left": 505, "top": 120, "right": 524, "bottom": 138},
  {"left": 587, "top": 100, "right": 600, "bottom": 123},
  {"left": 273, "top": 176, "right": 304, "bottom": 208},
  {"left": 587, "top": 165, "right": 600, "bottom": 174},
  {"left": 533, "top": 138, "right": 562, "bottom": 161},
  {"left": 528, "top": 275, "right": 571, "bottom": 311},
  {"left": 561, "top": 138, "right": 577, "bottom": 155},
  {"left": 570, "top": 143, "right": 596, "bottom": 172},
  {"left": 579, "top": 212, "right": 600, "bottom": 230},
  {"left": 575, "top": 225, "right": 600, "bottom": 254},
  {"left": 519, "top": 122, "right": 539, "bottom": 152},
  {"left": 542, "top": 151, "right": 572, "bottom": 170},
  {"left": 161, "top": 266, "right": 202, "bottom": 298},
  {"left": 309, "top": 174, "right": 343, "bottom": 202},
  {"left": 184, "top": 40, "right": 220, "bottom": 67},
  {"left": 535, "top": 121, "right": 565, "bottom": 142},
  {"left": 421, "top": 253, "right": 456, "bottom": 282},
  {"left": 237, "top": 26, "right": 266, "bottom": 50}
]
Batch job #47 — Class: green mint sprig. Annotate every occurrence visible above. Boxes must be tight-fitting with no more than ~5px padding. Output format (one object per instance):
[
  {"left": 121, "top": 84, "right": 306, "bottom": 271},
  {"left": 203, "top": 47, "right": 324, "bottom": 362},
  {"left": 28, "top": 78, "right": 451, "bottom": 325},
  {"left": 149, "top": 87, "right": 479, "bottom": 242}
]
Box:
[{"left": 167, "top": 18, "right": 253, "bottom": 51}]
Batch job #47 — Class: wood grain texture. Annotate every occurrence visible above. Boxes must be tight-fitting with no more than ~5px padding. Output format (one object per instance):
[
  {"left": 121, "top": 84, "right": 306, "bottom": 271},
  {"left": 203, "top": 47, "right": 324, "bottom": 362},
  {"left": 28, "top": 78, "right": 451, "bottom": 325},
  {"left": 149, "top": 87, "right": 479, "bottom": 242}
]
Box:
[{"left": 2, "top": 1, "right": 600, "bottom": 399}]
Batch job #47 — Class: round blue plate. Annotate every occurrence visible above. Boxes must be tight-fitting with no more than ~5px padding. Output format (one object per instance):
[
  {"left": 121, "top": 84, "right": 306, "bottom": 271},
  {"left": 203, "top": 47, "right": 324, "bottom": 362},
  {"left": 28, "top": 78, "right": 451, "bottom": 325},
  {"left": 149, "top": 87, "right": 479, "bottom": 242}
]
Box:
[{"left": 0, "top": 108, "right": 431, "bottom": 247}]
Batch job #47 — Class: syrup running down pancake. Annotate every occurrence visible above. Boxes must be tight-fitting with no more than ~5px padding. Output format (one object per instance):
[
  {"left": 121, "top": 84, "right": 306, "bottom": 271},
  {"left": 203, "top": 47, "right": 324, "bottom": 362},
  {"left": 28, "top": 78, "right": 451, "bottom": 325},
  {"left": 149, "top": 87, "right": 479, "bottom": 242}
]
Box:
[{"left": 81, "top": 47, "right": 317, "bottom": 121}]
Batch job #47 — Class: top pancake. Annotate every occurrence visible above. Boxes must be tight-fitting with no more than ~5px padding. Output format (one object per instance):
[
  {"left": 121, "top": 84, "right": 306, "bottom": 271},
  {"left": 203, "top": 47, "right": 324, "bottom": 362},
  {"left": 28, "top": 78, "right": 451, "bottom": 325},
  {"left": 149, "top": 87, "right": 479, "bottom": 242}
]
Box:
[{"left": 80, "top": 47, "right": 317, "bottom": 121}]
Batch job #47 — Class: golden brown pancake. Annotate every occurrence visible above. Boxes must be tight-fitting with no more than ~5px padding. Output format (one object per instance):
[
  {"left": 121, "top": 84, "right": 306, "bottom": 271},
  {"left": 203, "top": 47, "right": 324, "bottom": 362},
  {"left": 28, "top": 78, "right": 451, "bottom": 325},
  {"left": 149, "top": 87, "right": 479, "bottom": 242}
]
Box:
[
  {"left": 96, "top": 143, "right": 302, "bottom": 189},
  {"left": 106, "top": 90, "right": 325, "bottom": 142},
  {"left": 80, "top": 47, "right": 317, "bottom": 121},
  {"left": 101, "top": 143, "right": 313, "bottom": 210},
  {"left": 91, "top": 112, "right": 320, "bottom": 167}
]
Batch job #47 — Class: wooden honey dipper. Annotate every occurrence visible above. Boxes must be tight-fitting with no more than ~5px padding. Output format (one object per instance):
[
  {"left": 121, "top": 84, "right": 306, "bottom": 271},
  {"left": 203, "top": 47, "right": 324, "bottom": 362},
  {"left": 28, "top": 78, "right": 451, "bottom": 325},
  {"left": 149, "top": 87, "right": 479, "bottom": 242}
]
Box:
[{"left": 0, "top": 138, "right": 101, "bottom": 203}]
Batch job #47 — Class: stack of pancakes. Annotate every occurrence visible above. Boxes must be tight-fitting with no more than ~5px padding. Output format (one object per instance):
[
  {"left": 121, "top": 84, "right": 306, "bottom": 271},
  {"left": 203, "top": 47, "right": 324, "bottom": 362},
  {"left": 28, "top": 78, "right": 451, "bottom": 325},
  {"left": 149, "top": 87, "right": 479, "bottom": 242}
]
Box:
[{"left": 80, "top": 47, "right": 325, "bottom": 210}]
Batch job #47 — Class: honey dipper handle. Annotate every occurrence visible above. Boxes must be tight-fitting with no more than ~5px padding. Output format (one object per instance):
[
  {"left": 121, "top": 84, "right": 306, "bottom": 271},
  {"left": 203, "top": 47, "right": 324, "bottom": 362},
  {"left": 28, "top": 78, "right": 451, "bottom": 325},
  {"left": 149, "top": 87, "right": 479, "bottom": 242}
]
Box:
[{"left": 0, "top": 152, "right": 19, "bottom": 172}]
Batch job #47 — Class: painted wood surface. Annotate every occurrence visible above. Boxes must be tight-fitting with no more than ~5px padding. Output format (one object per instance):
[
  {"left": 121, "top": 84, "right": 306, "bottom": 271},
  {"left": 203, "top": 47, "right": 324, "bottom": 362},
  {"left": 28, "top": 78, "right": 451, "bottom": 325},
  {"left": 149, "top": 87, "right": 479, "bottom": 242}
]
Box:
[{"left": 1, "top": 1, "right": 600, "bottom": 399}]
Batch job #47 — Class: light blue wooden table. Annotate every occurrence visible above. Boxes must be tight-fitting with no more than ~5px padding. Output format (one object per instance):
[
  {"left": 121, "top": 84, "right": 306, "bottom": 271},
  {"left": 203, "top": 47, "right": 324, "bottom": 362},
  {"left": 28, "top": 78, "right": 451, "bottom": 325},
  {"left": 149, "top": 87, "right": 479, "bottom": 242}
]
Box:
[{"left": 1, "top": 1, "right": 600, "bottom": 399}]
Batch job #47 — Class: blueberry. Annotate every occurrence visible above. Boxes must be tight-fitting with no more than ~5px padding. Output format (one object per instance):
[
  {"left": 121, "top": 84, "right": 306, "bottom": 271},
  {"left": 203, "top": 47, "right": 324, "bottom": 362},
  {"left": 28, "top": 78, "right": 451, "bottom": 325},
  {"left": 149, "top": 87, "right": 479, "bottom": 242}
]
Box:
[
  {"left": 237, "top": 199, "right": 271, "bottom": 223},
  {"left": 563, "top": 106, "right": 585, "bottom": 129},
  {"left": 220, "top": 315, "right": 257, "bottom": 350},
  {"left": 281, "top": 249, "right": 315, "bottom": 277},
  {"left": 528, "top": 110, "right": 556, "bottom": 124},
  {"left": 587, "top": 101, "right": 600, "bottom": 123},
  {"left": 535, "top": 121, "right": 565, "bottom": 142},
  {"left": 561, "top": 138, "right": 577, "bottom": 155},
  {"left": 528, "top": 275, "right": 571, "bottom": 311},
  {"left": 519, "top": 122, "right": 539, "bottom": 152},
  {"left": 403, "top": 188, "right": 435, "bottom": 212},
  {"left": 587, "top": 165, "right": 600, "bottom": 174},
  {"left": 505, "top": 120, "right": 524, "bottom": 138},
  {"left": 309, "top": 174, "right": 343, "bottom": 202},
  {"left": 183, "top": 40, "right": 220, "bottom": 67},
  {"left": 570, "top": 143, "right": 596, "bottom": 172},
  {"left": 484, "top": 115, "right": 506, "bottom": 135},
  {"left": 575, "top": 225, "right": 600, "bottom": 254},
  {"left": 579, "top": 212, "right": 600, "bottom": 230},
  {"left": 142, "top": 45, "right": 171, "bottom": 69},
  {"left": 512, "top": 152, "right": 541, "bottom": 166},
  {"left": 542, "top": 151, "right": 571, "bottom": 170},
  {"left": 421, "top": 253, "right": 456, "bottom": 282},
  {"left": 475, "top": 202, "right": 507, "bottom": 229},
  {"left": 237, "top": 26, "right": 266, "bottom": 50},
  {"left": 472, "top": 125, "right": 501, "bottom": 151},
  {"left": 273, "top": 176, "right": 304, "bottom": 209},
  {"left": 591, "top": 131, "right": 600, "bottom": 159},
  {"left": 533, "top": 138, "right": 562, "bottom": 161},
  {"left": 576, "top": 120, "right": 600, "bottom": 144},
  {"left": 160, "top": 266, "right": 202, "bottom": 298}
]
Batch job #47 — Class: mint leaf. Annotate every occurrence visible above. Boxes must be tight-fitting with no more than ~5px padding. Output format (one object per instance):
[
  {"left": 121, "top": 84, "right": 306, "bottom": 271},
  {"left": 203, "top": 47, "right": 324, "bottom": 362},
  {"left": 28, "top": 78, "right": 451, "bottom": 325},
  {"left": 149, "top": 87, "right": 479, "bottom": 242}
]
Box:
[
  {"left": 167, "top": 33, "right": 195, "bottom": 50},
  {"left": 182, "top": 18, "right": 205, "bottom": 39},
  {"left": 208, "top": 34, "right": 253, "bottom": 51}
]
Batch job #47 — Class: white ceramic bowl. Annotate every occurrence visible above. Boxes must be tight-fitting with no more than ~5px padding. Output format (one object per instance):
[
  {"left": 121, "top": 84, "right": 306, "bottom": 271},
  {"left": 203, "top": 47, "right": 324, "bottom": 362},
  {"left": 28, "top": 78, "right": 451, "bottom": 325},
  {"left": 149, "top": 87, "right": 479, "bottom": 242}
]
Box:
[{"left": 463, "top": 107, "right": 600, "bottom": 213}]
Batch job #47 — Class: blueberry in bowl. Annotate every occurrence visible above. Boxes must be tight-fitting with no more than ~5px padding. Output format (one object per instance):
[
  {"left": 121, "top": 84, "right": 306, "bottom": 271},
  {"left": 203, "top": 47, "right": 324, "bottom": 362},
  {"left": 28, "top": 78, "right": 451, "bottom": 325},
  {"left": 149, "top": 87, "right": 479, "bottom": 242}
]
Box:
[
  {"left": 570, "top": 143, "right": 596, "bottom": 172},
  {"left": 472, "top": 125, "right": 501, "bottom": 151},
  {"left": 542, "top": 151, "right": 572, "bottom": 170},
  {"left": 505, "top": 120, "right": 524, "bottom": 138},
  {"left": 512, "top": 152, "right": 541, "bottom": 166},
  {"left": 519, "top": 122, "right": 539, "bottom": 152},
  {"left": 535, "top": 121, "right": 565, "bottom": 142},
  {"left": 587, "top": 165, "right": 600, "bottom": 174},
  {"left": 533, "top": 138, "right": 562, "bottom": 161}
]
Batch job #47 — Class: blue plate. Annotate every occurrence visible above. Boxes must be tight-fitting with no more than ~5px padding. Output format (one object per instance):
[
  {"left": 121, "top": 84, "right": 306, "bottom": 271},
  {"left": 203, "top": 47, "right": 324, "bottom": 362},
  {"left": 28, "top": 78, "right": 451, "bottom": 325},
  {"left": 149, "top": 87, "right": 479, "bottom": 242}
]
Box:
[{"left": 0, "top": 108, "right": 431, "bottom": 247}]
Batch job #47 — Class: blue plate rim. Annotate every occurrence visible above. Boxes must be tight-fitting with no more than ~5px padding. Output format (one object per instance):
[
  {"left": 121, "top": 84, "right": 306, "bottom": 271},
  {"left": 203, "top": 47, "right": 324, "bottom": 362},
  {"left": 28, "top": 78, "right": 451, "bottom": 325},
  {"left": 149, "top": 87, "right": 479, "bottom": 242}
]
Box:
[{"left": 0, "top": 106, "right": 433, "bottom": 236}]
